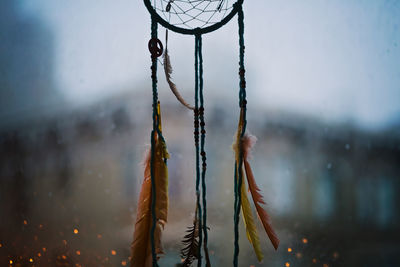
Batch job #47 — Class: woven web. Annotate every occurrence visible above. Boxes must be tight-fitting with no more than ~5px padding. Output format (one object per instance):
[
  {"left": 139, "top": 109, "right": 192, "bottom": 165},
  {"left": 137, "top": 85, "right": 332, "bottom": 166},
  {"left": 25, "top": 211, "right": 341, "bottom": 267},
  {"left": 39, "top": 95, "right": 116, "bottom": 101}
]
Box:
[{"left": 152, "top": 0, "right": 236, "bottom": 30}]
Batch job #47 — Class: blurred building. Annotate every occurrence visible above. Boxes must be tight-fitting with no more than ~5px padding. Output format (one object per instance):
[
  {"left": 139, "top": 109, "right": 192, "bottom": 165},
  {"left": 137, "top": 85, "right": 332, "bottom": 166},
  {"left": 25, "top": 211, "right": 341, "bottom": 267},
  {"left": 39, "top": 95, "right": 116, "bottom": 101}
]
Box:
[
  {"left": 0, "top": 91, "right": 399, "bottom": 265},
  {"left": 0, "top": 0, "right": 64, "bottom": 129}
]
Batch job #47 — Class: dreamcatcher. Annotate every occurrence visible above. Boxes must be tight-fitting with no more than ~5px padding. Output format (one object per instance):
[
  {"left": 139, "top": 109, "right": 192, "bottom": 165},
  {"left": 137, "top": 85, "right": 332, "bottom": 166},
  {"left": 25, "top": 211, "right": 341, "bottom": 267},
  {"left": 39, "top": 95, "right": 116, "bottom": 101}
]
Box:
[{"left": 131, "top": 1, "right": 279, "bottom": 266}]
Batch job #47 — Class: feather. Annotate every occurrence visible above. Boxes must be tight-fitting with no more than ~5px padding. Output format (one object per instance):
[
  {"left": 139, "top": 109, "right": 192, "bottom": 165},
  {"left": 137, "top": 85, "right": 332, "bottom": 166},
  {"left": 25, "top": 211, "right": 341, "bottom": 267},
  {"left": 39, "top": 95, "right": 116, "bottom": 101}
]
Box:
[
  {"left": 232, "top": 108, "right": 279, "bottom": 262},
  {"left": 232, "top": 108, "right": 262, "bottom": 261},
  {"left": 240, "top": 173, "right": 263, "bottom": 261},
  {"left": 180, "top": 206, "right": 200, "bottom": 267},
  {"left": 163, "top": 30, "right": 194, "bottom": 110},
  {"left": 131, "top": 108, "right": 169, "bottom": 267},
  {"left": 242, "top": 134, "right": 280, "bottom": 250},
  {"left": 242, "top": 134, "right": 279, "bottom": 249}
]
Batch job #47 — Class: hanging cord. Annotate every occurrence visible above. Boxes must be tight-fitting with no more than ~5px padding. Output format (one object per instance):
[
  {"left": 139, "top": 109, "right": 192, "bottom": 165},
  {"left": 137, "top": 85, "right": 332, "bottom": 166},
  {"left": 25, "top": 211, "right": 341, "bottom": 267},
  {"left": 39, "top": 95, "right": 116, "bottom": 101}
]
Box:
[
  {"left": 233, "top": 159, "right": 239, "bottom": 266},
  {"left": 149, "top": 17, "right": 160, "bottom": 267},
  {"left": 233, "top": 4, "right": 247, "bottom": 267},
  {"left": 194, "top": 33, "right": 203, "bottom": 267},
  {"left": 197, "top": 34, "right": 211, "bottom": 267}
]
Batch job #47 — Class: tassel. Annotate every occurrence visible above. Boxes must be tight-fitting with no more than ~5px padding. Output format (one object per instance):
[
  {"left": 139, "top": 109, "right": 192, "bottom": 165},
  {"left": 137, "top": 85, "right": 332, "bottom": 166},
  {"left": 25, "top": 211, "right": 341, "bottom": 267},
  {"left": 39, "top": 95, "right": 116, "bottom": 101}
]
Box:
[
  {"left": 179, "top": 205, "right": 200, "bottom": 267},
  {"left": 163, "top": 30, "right": 195, "bottom": 110},
  {"left": 131, "top": 107, "right": 169, "bottom": 267},
  {"left": 233, "top": 108, "right": 279, "bottom": 262}
]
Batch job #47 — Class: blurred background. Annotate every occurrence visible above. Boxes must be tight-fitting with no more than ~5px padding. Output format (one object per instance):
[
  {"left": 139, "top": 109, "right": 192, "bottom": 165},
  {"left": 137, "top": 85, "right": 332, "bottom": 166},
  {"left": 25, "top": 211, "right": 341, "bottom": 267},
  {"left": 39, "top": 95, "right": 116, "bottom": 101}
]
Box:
[{"left": 1, "top": 0, "right": 399, "bottom": 266}]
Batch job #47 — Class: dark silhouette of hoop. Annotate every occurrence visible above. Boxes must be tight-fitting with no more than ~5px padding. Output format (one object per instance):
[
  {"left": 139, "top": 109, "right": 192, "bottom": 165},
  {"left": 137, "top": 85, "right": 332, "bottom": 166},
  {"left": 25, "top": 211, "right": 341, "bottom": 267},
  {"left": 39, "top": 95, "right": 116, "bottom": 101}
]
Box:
[{"left": 143, "top": 0, "right": 244, "bottom": 35}]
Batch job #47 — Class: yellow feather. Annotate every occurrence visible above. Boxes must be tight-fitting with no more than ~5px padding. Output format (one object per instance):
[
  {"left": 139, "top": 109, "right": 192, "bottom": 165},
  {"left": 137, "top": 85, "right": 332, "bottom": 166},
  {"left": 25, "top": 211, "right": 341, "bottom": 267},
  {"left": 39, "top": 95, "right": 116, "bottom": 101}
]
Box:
[
  {"left": 154, "top": 135, "right": 169, "bottom": 222},
  {"left": 240, "top": 169, "right": 263, "bottom": 262}
]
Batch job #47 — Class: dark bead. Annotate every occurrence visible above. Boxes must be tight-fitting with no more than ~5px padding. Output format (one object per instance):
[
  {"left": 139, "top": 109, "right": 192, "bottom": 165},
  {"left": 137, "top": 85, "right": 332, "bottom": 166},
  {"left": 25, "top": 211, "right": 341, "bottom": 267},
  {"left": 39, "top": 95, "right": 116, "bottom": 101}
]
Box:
[
  {"left": 200, "top": 151, "right": 206, "bottom": 156},
  {"left": 200, "top": 122, "right": 205, "bottom": 127},
  {"left": 201, "top": 130, "right": 206, "bottom": 134}
]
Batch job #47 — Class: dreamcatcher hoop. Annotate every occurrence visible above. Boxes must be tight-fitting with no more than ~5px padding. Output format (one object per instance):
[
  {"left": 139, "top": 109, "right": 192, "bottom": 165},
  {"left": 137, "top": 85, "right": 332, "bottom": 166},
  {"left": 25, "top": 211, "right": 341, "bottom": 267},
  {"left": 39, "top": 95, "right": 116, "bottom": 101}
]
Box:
[{"left": 143, "top": 0, "right": 243, "bottom": 35}]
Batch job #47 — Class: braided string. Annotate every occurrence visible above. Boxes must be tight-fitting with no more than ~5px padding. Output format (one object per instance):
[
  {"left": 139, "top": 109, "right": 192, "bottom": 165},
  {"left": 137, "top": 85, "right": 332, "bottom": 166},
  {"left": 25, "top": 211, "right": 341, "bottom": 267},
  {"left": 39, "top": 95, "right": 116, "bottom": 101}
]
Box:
[
  {"left": 194, "top": 33, "right": 203, "bottom": 267},
  {"left": 233, "top": 4, "right": 246, "bottom": 267},
  {"left": 197, "top": 34, "right": 211, "bottom": 266},
  {"left": 149, "top": 17, "right": 161, "bottom": 267},
  {"left": 233, "top": 160, "right": 239, "bottom": 267}
]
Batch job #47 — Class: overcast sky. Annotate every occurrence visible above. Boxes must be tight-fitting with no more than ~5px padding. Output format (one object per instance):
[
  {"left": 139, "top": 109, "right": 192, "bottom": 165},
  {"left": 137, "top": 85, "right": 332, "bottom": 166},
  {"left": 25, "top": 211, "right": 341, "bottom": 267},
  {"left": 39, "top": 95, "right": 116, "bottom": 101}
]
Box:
[{"left": 5, "top": 0, "right": 400, "bottom": 129}]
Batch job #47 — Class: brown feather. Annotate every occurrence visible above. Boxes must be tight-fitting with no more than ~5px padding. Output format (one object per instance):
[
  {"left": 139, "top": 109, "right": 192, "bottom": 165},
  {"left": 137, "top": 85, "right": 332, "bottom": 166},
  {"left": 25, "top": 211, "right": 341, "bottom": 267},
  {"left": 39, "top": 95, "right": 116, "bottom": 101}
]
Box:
[
  {"left": 163, "top": 30, "right": 195, "bottom": 110},
  {"left": 180, "top": 205, "right": 200, "bottom": 267},
  {"left": 131, "top": 132, "right": 169, "bottom": 266},
  {"left": 242, "top": 134, "right": 279, "bottom": 250}
]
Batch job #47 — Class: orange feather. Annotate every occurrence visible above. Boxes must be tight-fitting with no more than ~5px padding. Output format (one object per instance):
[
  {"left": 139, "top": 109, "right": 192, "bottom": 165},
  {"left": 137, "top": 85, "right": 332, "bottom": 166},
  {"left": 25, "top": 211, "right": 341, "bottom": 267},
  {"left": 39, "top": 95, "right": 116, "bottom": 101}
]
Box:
[
  {"left": 131, "top": 129, "right": 169, "bottom": 266},
  {"left": 242, "top": 133, "right": 279, "bottom": 250}
]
